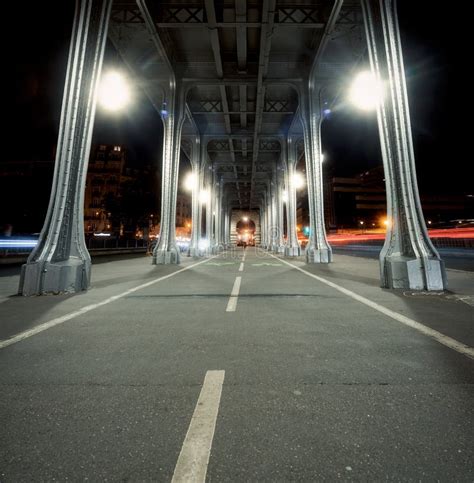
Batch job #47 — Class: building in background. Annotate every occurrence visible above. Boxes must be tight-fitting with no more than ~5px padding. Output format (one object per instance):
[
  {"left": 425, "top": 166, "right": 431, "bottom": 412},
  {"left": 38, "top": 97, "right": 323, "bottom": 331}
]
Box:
[
  {"left": 84, "top": 144, "right": 158, "bottom": 238},
  {"left": 84, "top": 145, "right": 126, "bottom": 235},
  {"left": 175, "top": 194, "right": 191, "bottom": 228},
  {"left": 328, "top": 166, "right": 473, "bottom": 229}
]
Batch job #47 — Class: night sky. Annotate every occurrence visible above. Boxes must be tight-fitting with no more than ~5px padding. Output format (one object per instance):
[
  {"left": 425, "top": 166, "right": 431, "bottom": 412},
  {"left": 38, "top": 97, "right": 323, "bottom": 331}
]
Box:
[{"left": 3, "top": 1, "right": 471, "bottom": 197}]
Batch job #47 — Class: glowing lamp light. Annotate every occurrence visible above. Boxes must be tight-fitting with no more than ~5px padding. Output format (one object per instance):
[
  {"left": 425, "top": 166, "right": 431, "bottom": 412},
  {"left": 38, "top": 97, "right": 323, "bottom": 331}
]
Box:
[
  {"left": 184, "top": 172, "right": 197, "bottom": 191},
  {"left": 293, "top": 172, "right": 305, "bottom": 189},
  {"left": 98, "top": 71, "right": 130, "bottom": 111},
  {"left": 349, "top": 71, "right": 383, "bottom": 111},
  {"left": 243, "top": 216, "right": 249, "bottom": 222},
  {"left": 199, "top": 189, "right": 210, "bottom": 203},
  {"left": 198, "top": 239, "right": 210, "bottom": 250},
  {"left": 383, "top": 218, "right": 391, "bottom": 227}
]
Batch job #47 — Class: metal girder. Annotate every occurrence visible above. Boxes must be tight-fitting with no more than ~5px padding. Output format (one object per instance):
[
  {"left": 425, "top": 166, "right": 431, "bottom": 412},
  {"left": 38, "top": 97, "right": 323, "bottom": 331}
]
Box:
[
  {"left": 192, "top": 97, "right": 294, "bottom": 115},
  {"left": 193, "top": 110, "right": 294, "bottom": 115},
  {"left": 235, "top": 0, "right": 247, "bottom": 72},
  {"left": 249, "top": 0, "right": 276, "bottom": 208},
  {"left": 310, "top": 0, "right": 345, "bottom": 81},
  {"left": 204, "top": 0, "right": 241, "bottom": 206},
  {"left": 110, "top": 5, "right": 327, "bottom": 28},
  {"left": 208, "top": 149, "right": 280, "bottom": 153},
  {"left": 277, "top": 6, "right": 324, "bottom": 24}
]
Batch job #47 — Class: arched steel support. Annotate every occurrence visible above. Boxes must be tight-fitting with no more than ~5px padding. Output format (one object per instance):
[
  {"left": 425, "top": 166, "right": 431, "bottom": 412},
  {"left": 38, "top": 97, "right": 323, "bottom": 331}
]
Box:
[
  {"left": 284, "top": 136, "right": 301, "bottom": 257},
  {"left": 19, "top": 0, "right": 113, "bottom": 296},
  {"left": 153, "top": 81, "right": 186, "bottom": 265},
  {"left": 362, "top": 0, "right": 446, "bottom": 290},
  {"left": 186, "top": 135, "right": 203, "bottom": 258},
  {"left": 299, "top": 83, "right": 332, "bottom": 264}
]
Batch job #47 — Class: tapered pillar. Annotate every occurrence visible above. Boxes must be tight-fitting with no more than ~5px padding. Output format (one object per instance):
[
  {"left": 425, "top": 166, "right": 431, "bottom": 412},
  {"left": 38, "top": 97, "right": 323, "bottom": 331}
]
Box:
[
  {"left": 19, "top": 0, "right": 113, "bottom": 296},
  {"left": 285, "top": 137, "right": 301, "bottom": 256},
  {"left": 362, "top": 0, "right": 446, "bottom": 290},
  {"left": 223, "top": 205, "right": 230, "bottom": 248},
  {"left": 154, "top": 83, "right": 186, "bottom": 264},
  {"left": 300, "top": 84, "right": 332, "bottom": 264},
  {"left": 260, "top": 200, "right": 266, "bottom": 248},
  {"left": 214, "top": 180, "right": 224, "bottom": 251},
  {"left": 208, "top": 171, "right": 218, "bottom": 253},
  {"left": 205, "top": 178, "right": 213, "bottom": 253},
  {"left": 269, "top": 179, "right": 278, "bottom": 251},
  {"left": 274, "top": 164, "right": 286, "bottom": 253},
  {"left": 265, "top": 191, "right": 272, "bottom": 249},
  {"left": 188, "top": 136, "right": 202, "bottom": 258}
]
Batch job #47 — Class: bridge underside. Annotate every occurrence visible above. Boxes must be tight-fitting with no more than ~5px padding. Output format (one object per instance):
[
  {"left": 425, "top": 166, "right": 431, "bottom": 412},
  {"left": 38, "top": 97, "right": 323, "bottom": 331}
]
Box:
[{"left": 19, "top": 0, "right": 446, "bottom": 294}]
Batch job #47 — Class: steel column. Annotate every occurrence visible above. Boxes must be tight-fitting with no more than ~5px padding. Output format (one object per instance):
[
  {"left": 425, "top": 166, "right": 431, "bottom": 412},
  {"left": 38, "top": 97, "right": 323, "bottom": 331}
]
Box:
[
  {"left": 275, "top": 165, "right": 285, "bottom": 253},
  {"left": 300, "top": 85, "right": 332, "bottom": 264},
  {"left": 188, "top": 136, "right": 202, "bottom": 258},
  {"left": 209, "top": 171, "right": 218, "bottom": 253},
  {"left": 153, "top": 83, "right": 186, "bottom": 264},
  {"left": 285, "top": 136, "right": 301, "bottom": 256},
  {"left": 361, "top": 0, "right": 446, "bottom": 290},
  {"left": 19, "top": 0, "right": 113, "bottom": 296},
  {"left": 260, "top": 198, "right": 267, "bottom": 248},
  {"left": 270, "top": 172, "right": 276, "bottom": 251}
]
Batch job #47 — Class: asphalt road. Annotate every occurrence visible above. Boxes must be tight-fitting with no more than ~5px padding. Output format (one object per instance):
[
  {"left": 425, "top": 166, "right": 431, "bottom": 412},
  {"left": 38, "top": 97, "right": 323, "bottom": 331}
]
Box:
[{"left": 0, "top": 248, "right": 473, "bottom": 481}]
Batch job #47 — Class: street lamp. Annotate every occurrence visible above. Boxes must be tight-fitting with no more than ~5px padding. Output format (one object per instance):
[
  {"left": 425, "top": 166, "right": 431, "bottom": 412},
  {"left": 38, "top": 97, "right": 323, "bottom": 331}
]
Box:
[
  {"left": 199, "top": 189, "right": 210, "bottom": 203},
  {"left": 292, "top": 172, "right": 305, "bottom": 189},
  {"left": 98, "top": 71, "right": 130, "bottom": 111},
  {"left": 349, "top": 70, "right": 383, "bottom": 111},
  {"left": 184, "top": 172, "right": 197, "bottom": 191}
]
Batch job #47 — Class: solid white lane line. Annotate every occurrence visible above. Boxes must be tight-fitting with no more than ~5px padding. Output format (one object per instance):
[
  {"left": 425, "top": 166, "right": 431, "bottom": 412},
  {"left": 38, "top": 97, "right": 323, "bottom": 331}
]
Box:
[
  {"left": 172, "top": 370, "right": 225, "bottom": 483},
  {"left": 226, "top": 276, "right": 242, "bottom": 312},
  {"left": 269, "top": 253, "right": 474, "bottom": 360},
  {"left": 0, "top": 256, "right": 218, "bottom": 350},
  {"left": 239, "top": 262, "right": 244, "bottom": 272}
]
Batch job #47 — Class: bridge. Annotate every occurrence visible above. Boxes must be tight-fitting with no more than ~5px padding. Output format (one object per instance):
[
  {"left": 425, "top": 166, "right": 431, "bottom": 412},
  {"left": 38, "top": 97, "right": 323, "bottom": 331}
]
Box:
[
  {"left": 1, "top": 0, "right": 473, "bottom": 480},
  {"left": 18, "top": 0, "right": 446, "bottom": 295}
]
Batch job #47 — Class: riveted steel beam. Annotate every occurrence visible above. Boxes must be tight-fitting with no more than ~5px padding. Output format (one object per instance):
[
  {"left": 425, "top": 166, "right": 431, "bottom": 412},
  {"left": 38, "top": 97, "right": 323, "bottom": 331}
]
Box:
[
  {"left": 361, "top": 0, "right": 446, "bottom": 290},
  {"left": 249, "top": 0, "right": 276, "bottom": 208},
  {"left": 19, "top": 0, "right": 113, "bottom": 295}
]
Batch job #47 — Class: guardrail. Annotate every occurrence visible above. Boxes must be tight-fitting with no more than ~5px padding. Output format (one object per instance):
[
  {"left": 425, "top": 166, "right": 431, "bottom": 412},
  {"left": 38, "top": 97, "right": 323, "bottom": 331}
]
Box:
[{"left": 0, "top": 237, "right": 149, "bottom": 263}]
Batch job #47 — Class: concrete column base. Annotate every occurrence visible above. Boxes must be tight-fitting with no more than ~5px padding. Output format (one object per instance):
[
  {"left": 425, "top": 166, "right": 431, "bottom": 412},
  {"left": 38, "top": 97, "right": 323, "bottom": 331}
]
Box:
[
  {"left": 274, "top": 245, "right": 285, "bottom": 254},
  {"left": 153, "top": 249, "right": 180, "bottom": 265},
  {"left": 285, "top": 246, "right": 301, "bottom": 257},
  {"left": 306, "top": 246, "right": 332, "bottom": 264},
  {"left": 19, "top": 258, "right": 91, "bottom": 296},
  {"left": 187, "top": 247, "right": 202, "bottom": 258},
  {"left": 381, "top": 255, "right": 446, "bottom": 290}
]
